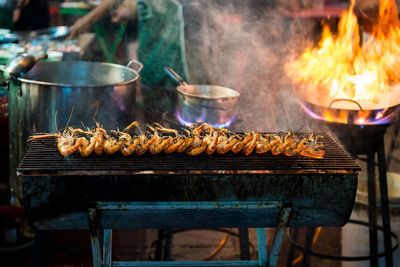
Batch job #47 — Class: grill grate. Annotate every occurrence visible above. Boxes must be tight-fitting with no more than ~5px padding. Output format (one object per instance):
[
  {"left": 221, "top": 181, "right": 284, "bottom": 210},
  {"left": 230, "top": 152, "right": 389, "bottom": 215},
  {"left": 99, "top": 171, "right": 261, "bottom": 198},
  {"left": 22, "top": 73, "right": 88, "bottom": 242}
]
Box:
[{"left": 18, "top": 132, "right": 359, "bottom": 174}]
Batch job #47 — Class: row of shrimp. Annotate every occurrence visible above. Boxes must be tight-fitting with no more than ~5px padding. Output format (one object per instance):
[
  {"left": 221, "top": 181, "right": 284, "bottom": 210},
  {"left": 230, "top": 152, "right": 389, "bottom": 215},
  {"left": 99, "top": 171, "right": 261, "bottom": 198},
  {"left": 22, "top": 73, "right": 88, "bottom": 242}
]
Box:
[{"left": 28, "top": 122, "right": 325, "bottom": 159}]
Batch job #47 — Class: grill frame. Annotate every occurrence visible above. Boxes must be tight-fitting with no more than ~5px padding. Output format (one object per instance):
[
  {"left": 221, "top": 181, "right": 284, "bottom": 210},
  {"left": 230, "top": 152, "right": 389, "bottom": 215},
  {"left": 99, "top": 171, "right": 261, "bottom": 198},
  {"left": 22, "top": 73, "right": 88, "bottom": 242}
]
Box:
[{"left": 18, "top": 132, "right": 359, "bottom": 230}]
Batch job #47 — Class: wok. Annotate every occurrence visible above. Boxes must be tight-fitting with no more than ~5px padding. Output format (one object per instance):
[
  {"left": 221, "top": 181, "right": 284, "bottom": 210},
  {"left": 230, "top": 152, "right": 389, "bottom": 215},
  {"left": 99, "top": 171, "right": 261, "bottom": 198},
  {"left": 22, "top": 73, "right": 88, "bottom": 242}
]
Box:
[{"left": 294, "top": 83, "right": 400, "bottom": 125}]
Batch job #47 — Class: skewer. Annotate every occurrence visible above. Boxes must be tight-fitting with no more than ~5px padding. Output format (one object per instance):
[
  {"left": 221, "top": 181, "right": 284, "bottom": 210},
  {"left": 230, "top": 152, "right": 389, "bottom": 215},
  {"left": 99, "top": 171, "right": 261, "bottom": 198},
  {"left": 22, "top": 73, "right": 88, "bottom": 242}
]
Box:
[{"left": 28, "top": 122, "right": 325, "bottom": 159}]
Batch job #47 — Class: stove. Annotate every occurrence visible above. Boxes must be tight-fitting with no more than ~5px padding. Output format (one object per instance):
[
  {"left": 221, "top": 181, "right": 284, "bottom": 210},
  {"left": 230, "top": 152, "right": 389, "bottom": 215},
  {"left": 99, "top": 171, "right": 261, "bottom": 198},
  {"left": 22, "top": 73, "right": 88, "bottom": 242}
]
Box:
[
  {"left": 289, "top": 111, "right": 397, "bottom": 267},
  {"left": 18, "top": 132, "right": 359, "bottom": 267},
  {"left": 18, "top": 132, "right": 359, "bottom": 229}
]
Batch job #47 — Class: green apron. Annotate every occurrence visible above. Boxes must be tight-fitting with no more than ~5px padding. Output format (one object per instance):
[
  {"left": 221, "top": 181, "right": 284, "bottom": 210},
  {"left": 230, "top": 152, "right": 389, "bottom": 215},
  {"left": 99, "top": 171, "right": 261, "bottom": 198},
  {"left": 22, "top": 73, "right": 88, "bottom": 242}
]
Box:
[{"left": 137, "top": 0, "right": 189, "bottom": 86}]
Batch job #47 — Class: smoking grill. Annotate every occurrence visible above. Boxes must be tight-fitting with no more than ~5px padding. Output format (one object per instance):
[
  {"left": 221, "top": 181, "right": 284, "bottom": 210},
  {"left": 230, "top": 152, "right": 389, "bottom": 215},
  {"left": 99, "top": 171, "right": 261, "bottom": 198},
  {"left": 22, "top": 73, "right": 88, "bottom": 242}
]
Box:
[{"left": 18, "top": 132, "right": 359, "bottom": 267}]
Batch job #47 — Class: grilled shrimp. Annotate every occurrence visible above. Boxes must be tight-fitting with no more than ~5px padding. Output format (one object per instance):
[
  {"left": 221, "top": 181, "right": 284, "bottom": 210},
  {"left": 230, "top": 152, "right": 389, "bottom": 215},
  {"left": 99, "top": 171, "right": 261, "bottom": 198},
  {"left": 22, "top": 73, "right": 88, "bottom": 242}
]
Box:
[
  {"left": 118, "top": 132, "right": 134, "bottom": 155},
  {"left": 57, "top": 132, "right": 83, "bottom": 157},
  {"left": 77, "top": 135, "right": 96, "bottom": 157},
  {"left": 150, "top": 136, "right": 173, "bottom": 154},
  {"left": 243, "top": 132, "right": 260, "bottom": 156},
  {"left": 299, "top": 134, "right": 325, "bottom": 159},
  {"left": 231, "top": 133, "right": 253, "bottom": 154},
  {"left": 103, "top": 134, "right": 121, "bottom": 155},
  {"left": 177, "top": 137, "right": 194, "bottom": 153},
  {"left": 256, "top": 134, "right": 277, "bottom": 154},
  {"left": 120, "top": 138, "right": 140, "bottom": 156},
  {"left": 165, "top": 136, "right": 186, "bottom": 153},
  {"left": 187, "top": 140, "right": 208, "bottom": 156},
  {"left": 153, "top": 123, "right": 179, "bottom": 136},
  {"left": 93, "top": 124, "right": 106, "bottom": 155},
  {"left": 216, "top": 135, "right": 240, "bottom": 154},
  {"left": 283, "top": 134, "right": 301, "bottom": 157},
  {"left": 205, "top": 130, "right": 219, "bottom": 155},
  {"left": 135, "top": 134, "right": 157, "bottom": 155},
  {"left": 124, "top": 121, "right": 140, "bottom": 132},
  {"left": 30, "top": 120, "right": 326, "bottom": 158},
  {"left": 271, "top": 132, "right": 296, "bottom": 155}
]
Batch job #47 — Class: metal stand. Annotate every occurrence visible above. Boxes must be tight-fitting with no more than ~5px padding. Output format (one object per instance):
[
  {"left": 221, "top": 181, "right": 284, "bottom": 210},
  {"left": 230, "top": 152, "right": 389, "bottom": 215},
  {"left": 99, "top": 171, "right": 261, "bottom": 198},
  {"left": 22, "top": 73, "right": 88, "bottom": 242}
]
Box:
[
  {"left": 329, "top": 126, "right": 394, "bottom": 267},
  {"left": 287, "top": 127, "right": 395, "bottom": 267},
  {"left": 155, "top": 228, "right": 251, "bottom": 261},
  {"left": 87, "top": 202, "right": 291, "bottom": 267},
  {"left": 366, "top": 133, "right": 393, "bottom": 267},
  {"left": 239, "top": 228, "right": 251, "bottom": 260}
]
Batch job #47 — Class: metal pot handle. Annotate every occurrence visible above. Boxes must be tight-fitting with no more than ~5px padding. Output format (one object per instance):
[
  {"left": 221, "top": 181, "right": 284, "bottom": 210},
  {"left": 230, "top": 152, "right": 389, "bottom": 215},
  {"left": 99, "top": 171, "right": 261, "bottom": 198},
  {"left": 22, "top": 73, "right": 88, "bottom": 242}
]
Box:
[
  {"left": 0, "top": 67, "right": 7, "bottom": 87},
  {"left": 164, "top": 66, "right": 188, "bottom": 86},
  {"left": 126, "top": 60, "right": 143, "bottom": 73},
  {"left": 329, "top": 99, "right": 363, "bottom": 111}
]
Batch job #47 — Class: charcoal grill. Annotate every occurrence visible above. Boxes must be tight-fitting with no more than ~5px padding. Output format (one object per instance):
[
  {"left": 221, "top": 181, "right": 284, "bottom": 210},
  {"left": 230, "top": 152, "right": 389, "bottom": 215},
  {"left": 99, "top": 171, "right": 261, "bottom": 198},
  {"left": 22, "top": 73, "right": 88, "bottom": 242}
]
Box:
[{"left": 18, "top": 132, "right": 359, "bottom": 267}]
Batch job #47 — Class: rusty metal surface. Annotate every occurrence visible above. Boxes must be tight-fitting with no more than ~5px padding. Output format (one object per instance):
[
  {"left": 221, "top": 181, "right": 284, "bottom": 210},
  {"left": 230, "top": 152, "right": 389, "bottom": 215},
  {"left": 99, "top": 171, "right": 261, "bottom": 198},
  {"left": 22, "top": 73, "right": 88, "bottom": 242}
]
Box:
[{"left": 22, "top": 172, "right": 358, "bottom": 229}]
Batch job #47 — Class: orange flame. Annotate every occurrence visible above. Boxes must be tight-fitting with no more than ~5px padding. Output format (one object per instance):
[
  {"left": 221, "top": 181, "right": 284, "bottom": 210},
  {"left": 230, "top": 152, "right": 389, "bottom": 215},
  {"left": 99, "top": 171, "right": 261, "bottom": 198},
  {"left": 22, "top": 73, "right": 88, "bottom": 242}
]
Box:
[{"left": 286, "top": 0, "right": 400, "bottom": 107}]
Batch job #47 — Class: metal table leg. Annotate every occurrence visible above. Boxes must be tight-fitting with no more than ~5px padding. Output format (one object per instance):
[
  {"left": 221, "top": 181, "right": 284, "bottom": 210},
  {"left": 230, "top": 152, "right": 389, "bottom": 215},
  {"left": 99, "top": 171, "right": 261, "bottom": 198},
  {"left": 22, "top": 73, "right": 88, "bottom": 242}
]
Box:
[
  {"left": 103, "top": 230, "right": 112, "bottom": 267},
  {"left": 301, "top": 228, "right": 315, "bottom": 267},
  {"left": 88, "top": 208, "right": 102, "bottom": 267},
  {"left": 239, "top": 228, "right": 250, "bottom": 260},
  {"left": 155, "top": 229, "right": 165, "bottom": 260},
  {"left": 269, "top": 208, "right": 291, "bottom": 267},
  {"left": 256, "top": 228, "right": 267, "bottom": 267},
  {"left": 32, "top": 230, "right": 49, "bottom": 267},
  {"left": 163, "top": 230, "right": 174, "bottom": 261},
  {"left": 377, "top": 135, "right": 394, "bottom": 267},
  {"left": 286, "top": 228, "right": 299, "bottom": 267},
  {"left": 367, "top": 150, "right": 378, "bottom": 267}
]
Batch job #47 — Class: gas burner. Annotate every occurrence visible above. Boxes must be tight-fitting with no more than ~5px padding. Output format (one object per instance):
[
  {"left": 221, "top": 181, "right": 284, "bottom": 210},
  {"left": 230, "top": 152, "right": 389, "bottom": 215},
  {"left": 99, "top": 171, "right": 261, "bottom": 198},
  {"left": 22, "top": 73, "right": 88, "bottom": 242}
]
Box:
[
  {"left": 322, "top": 121, "right": 389, "bottom": 155},
  {"left": 160, "top": 111, "right": 182, "bottom": 129},
  {"left": 160, "top": 111, "right": 241, "bottom": 129},
  {"left": 175, "top": 110, "right": 236, "bottom": 128}
]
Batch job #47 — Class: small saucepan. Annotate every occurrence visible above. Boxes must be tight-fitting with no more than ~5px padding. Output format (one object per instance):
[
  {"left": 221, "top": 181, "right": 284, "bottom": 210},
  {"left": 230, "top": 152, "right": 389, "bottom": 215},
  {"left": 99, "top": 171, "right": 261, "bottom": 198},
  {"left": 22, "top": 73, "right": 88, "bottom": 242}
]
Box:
[{"left": 164, "top": 66, "right": 240, "bottom": 127}]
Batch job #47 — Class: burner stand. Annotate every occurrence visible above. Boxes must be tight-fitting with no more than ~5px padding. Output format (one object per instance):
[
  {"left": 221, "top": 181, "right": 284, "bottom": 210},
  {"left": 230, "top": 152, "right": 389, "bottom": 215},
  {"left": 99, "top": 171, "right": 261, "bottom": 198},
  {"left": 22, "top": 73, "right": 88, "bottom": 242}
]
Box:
[
  {"left": 287, "top": 122, "right": 396, "bottom": 267},
  {"left": 324, "top": 123, "right": 394, "bottom": 267}
]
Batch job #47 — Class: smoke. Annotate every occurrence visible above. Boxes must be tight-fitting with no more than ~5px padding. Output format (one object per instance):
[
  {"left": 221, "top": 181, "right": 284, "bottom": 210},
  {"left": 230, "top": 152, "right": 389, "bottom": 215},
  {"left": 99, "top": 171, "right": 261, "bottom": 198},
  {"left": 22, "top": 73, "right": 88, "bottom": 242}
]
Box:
[{"left": 183, "top": 0, "right": 321, "bottom": 132}]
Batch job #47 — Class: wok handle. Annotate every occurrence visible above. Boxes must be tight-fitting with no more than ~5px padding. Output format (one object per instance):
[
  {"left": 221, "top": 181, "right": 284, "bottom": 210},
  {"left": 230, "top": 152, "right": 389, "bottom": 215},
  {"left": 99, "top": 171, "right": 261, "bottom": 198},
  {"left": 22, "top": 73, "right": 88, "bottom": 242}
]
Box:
[
  {"left": 329, "top": 99, "right": 363, "bottom": 110},
  {"left": 126, "top": 60, "right": 143, "bottom": 73},
  {"left": 164, "top": 66, "right": 188, "bottom": 86}
]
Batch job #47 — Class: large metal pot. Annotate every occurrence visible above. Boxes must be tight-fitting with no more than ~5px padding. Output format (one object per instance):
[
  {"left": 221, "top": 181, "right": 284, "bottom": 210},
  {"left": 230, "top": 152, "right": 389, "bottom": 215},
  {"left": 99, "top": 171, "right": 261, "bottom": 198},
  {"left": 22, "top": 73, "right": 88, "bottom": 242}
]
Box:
[
  {"left": 12, "top": 60, "right": 142, "bottom": 131},
  {"left": 176, "top": 84, "right": 240, "bottom": 127},
  {"left": 2, "top": 60, "right": 142, "bottom": 190}
]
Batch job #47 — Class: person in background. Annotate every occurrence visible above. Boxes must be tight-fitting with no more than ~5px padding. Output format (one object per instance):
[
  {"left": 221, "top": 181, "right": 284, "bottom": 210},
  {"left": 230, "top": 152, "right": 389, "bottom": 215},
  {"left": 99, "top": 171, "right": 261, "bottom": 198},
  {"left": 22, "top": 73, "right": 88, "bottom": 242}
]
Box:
[
  {"left": 68, "top": 0, "right": 119, "bottom": 38},
  {"left": 0, "top": 0, "right": 22, "bottom": 29},
  {"left": 69, "top": 0, "right": 198, "bottom": 122},
  {"left": 13, "top": 0, "right": 50, "bottom": 31}
]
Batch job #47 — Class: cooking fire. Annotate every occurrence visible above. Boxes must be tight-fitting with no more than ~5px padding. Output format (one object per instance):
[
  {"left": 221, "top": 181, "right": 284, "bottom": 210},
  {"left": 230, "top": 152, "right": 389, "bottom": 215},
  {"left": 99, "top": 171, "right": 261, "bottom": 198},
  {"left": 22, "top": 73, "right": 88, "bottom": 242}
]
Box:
[{"left": 286, "top": 0, "right": 400, "bottom": 125}]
